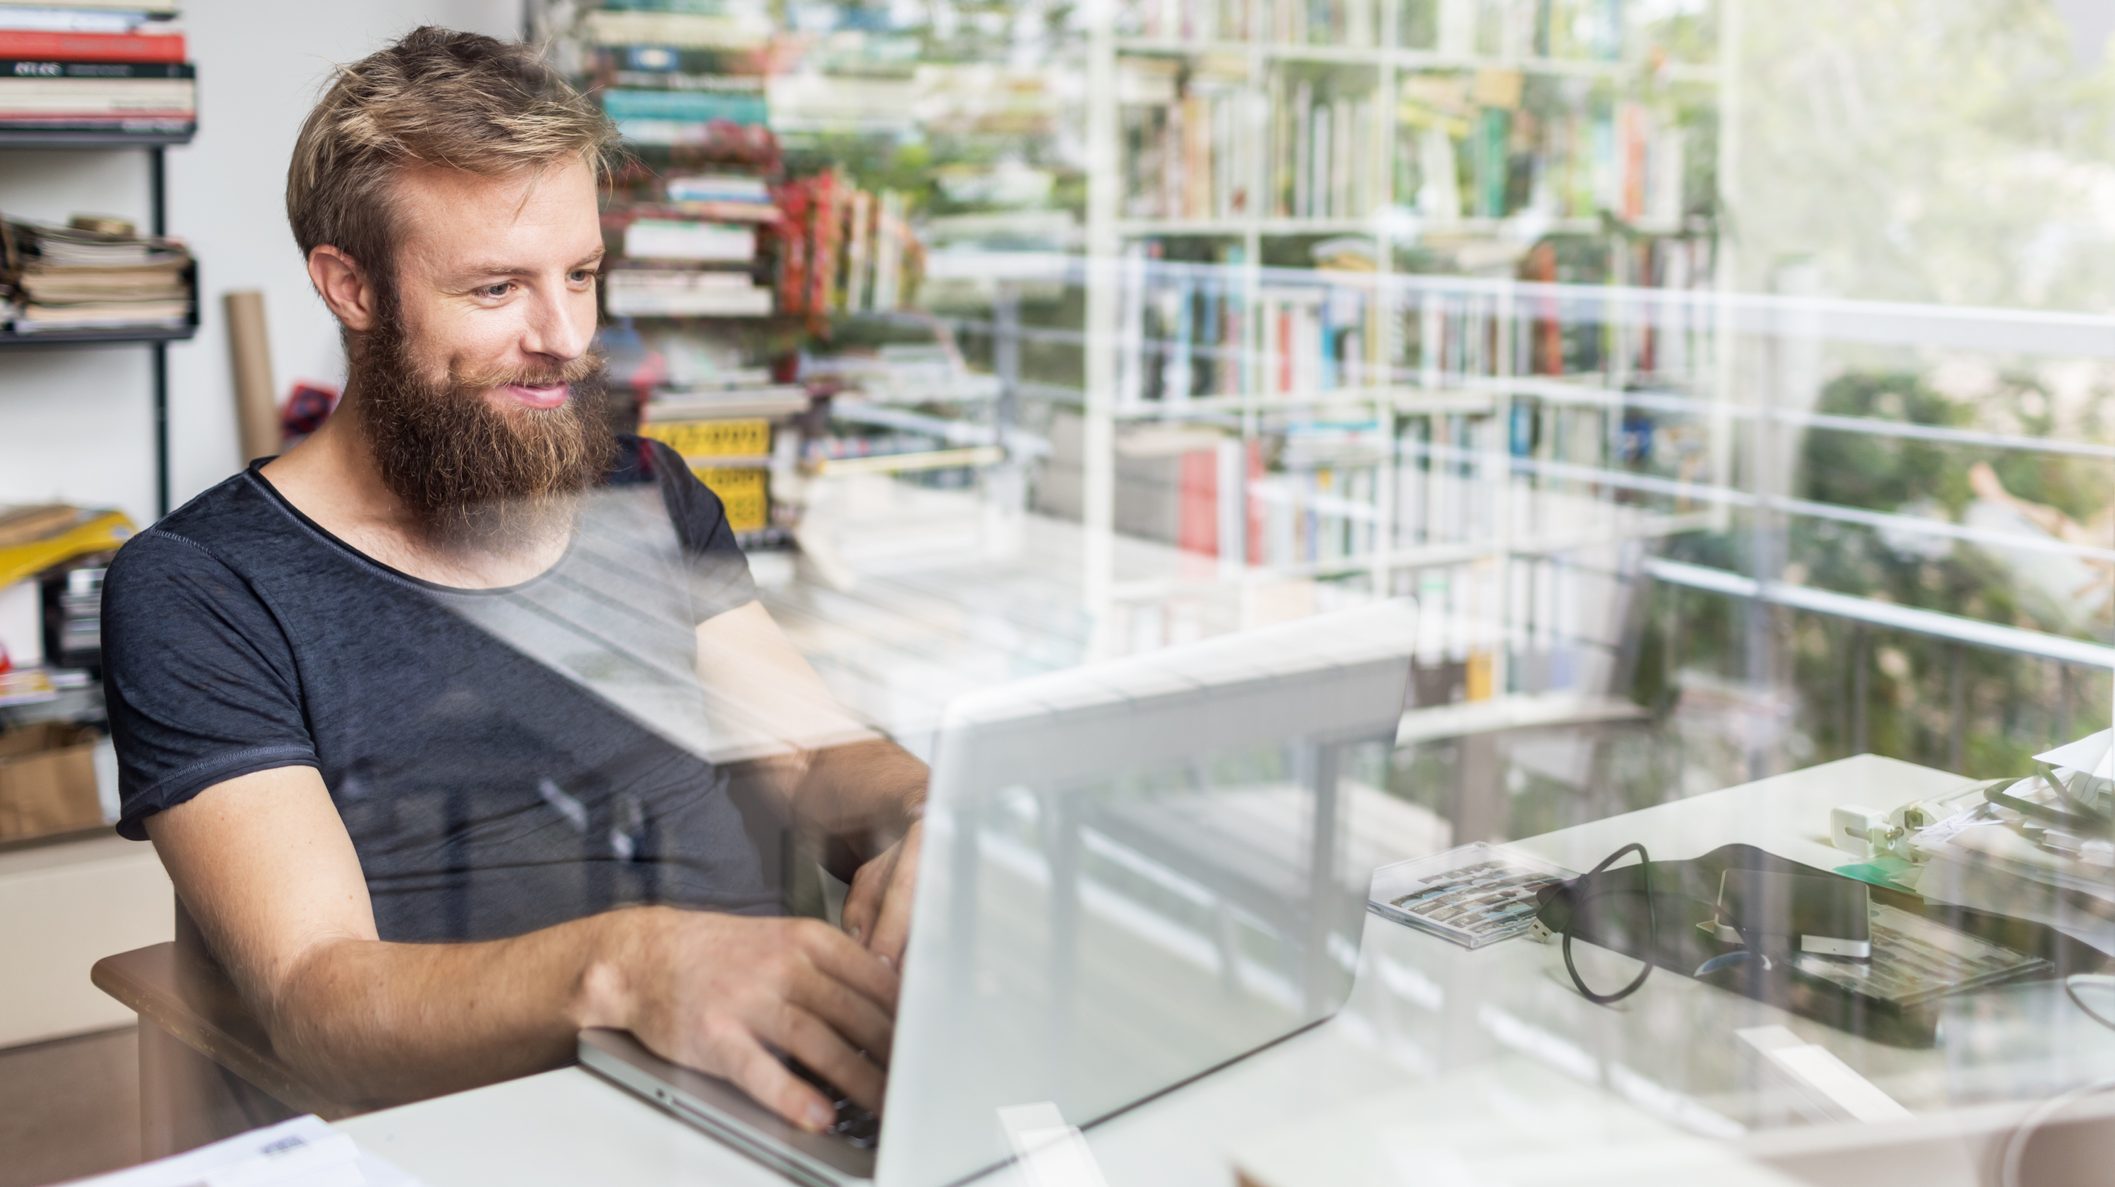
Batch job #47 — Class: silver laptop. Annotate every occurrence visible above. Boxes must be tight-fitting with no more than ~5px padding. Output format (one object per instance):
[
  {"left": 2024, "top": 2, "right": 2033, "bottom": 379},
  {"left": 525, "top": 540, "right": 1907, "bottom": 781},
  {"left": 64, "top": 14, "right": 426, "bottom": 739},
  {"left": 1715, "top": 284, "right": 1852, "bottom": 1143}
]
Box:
[{"left": 581, "top": 601, "right": 1417, "bottom": 1187}]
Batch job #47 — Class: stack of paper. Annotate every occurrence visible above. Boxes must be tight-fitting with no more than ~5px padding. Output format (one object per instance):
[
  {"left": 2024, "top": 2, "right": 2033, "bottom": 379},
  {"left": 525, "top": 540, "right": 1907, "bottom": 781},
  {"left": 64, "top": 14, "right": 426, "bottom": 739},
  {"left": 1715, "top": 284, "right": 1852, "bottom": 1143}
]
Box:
[
  {"left": 0, "top": 214, "right": 191, "bottom": 333},
  {"left": 1907, "top": 731, "right": 2115, "bottom": 956},
  {"left": 65, "top": 1115, "right": 419, "bottom": 1187}
]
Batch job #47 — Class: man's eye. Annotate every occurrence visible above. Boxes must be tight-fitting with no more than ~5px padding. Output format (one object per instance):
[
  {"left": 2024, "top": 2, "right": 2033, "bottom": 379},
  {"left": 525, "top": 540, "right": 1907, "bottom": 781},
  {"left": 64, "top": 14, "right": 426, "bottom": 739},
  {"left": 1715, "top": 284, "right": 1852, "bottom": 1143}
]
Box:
[
  {"left": 479, "top": 282, "right": 514, "bottom": 299},
  {"left": 569, "top": 269, "right": 597, "bottom": 284}
]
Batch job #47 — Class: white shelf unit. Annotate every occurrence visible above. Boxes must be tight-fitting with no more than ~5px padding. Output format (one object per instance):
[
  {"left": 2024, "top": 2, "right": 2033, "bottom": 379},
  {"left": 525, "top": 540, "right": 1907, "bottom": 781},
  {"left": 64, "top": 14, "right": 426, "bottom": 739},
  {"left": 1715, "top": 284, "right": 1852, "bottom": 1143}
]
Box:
[
  {"left": 528, "top": 0, "right": 1054, "bottom": 540},
  {"left": 1074, "top": 0, "right": 1734, "bottom": 698}
]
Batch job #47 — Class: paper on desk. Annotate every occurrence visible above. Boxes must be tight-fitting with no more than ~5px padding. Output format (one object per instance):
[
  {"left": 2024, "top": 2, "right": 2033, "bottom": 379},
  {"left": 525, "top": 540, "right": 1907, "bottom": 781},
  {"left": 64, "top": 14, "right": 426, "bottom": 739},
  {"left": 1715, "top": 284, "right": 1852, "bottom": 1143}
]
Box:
[
  {"left": 59, "top": 1115, "right": 421, "bottom": 1187},
  {"left": 2036, "top": 728, "right": 2115, "bottom": 780}
]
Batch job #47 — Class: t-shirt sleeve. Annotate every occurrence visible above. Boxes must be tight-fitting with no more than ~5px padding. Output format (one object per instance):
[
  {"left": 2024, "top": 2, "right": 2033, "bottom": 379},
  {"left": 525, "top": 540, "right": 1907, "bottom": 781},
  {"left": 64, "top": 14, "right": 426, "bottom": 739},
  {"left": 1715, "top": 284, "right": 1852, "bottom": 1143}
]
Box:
[
  {"left": 100, "top": 530, "right": 320, "bottom": 840},
  {"left": 646, "top": 438, "right": 758, "bottom": 621}
]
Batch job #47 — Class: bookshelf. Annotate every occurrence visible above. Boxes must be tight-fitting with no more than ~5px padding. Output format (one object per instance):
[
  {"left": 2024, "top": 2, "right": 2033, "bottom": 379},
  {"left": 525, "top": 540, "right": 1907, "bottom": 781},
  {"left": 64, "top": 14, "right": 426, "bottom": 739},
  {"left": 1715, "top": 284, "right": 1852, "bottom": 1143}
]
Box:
[
  {"left": 532, "top": 0, "right": 1044, "bottom": 553},
  {"left": 0, "top": 14, "right": 200, "bottom": 849},
  {"left": 1072, "top": 0, "right": 1731, "bottom": 700},
  {"left": 1082, "top": 0, "right": 1725, "bottom": 647},
  {"left": 0, "top": 134, "right": 198, "bottom": 516},
  {"left": 531, "top": 0, "right": 1734, "bottom": 715}
]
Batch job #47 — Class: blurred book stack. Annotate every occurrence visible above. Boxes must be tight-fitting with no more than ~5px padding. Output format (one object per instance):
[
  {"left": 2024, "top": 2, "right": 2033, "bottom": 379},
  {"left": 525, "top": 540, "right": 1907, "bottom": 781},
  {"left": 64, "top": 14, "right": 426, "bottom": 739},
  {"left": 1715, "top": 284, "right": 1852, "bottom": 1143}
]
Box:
[
  {"left": 605, "top": 174, "right": 779, "bottom": 318},
  {"left": 638, "top": 381, "right": 804, "bottom": 546},
  {"left": 1119, "top": 58, "right": 1254, "bottom": 221},
  {"left": 772, "top": 169, "right": 922, "bottom": 324},
  {"left": 0, "top": 0, "right": 193, "bottom": 136},
  {"left": 0, "top": 212, "right": 192, "bottom": 333}
]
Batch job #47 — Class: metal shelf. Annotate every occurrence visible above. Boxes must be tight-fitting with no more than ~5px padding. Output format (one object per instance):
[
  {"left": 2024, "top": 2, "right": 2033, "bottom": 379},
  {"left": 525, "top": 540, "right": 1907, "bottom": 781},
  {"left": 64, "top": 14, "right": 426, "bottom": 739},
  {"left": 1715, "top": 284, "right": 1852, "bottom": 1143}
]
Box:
[
  {"left": 0, "top": 324, "right": 195, "bottom": 350},
  {"left": 0, "top": 135, "right": 186, "bottom": 514},
  {"left": 0, "top": 128, "right": 195, "bottom": 150}
]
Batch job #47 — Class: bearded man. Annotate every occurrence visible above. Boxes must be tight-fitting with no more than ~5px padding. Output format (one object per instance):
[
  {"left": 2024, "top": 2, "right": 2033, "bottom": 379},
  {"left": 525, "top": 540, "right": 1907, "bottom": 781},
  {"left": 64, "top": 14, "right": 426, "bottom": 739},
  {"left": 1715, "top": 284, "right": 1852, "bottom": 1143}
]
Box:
[{"left": 98, "top": 27, "right": 921, "bottom": 1135}]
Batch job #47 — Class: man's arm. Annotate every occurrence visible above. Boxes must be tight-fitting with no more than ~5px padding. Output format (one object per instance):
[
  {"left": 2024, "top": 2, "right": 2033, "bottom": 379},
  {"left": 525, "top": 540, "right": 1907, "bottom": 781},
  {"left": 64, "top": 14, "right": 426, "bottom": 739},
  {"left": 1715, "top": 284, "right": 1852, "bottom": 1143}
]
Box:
[
  {"left": 692, "top": 602, "right": 929, "bottom": 959},
  {"left": 693, "top": 601, "right": 926, "bottom": 850},
  {"left": 147, "top": 764, "right": 897, "bottom": 1127}
]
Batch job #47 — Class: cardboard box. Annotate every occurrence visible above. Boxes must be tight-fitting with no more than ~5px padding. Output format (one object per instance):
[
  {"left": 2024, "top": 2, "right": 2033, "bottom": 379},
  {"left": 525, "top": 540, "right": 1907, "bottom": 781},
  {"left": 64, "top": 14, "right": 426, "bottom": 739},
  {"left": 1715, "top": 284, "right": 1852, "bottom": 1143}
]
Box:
[{"left": 0, "top": 723, "right": 104, "bottom": 841}]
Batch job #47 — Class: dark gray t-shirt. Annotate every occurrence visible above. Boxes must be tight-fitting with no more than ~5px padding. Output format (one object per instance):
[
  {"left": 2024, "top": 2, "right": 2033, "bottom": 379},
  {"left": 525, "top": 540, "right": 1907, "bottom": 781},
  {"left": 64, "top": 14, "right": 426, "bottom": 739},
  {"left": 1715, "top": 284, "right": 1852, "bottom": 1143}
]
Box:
[{"left": 101, "top": 436, "right": 788, "bottom": 942}]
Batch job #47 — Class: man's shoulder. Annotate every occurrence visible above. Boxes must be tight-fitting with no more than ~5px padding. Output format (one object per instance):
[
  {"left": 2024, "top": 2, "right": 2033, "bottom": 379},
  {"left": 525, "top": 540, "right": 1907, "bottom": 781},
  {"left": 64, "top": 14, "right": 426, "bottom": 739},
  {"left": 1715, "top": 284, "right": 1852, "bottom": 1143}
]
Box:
[
  {"left": 109, "top": 469, "right": 284, "bottom": 585},
  {"left": 604, "top": 432, "right": 677, "bottom": 489}
]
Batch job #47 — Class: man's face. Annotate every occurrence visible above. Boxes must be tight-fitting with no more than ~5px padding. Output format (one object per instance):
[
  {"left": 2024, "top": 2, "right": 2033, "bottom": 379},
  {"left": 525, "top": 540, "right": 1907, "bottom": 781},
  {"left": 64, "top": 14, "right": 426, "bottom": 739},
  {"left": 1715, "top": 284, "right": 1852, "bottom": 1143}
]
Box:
[{"left": 354, "top": 157, "right": 614, "bottom": 542}]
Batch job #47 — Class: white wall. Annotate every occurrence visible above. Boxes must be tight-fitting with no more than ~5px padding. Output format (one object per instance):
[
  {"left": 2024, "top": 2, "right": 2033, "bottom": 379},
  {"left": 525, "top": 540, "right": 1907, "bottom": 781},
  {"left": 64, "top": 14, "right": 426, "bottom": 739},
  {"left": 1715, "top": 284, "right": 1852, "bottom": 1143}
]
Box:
[{"left": 0, "top": 0, "right": 523, "bottom": 527}]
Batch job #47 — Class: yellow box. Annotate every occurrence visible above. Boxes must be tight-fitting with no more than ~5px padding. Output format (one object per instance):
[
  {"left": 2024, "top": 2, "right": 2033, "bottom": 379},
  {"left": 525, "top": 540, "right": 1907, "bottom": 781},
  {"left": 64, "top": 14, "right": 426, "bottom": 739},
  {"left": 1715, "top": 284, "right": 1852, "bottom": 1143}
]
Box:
[
  {"left": 640, "top": 418, "right": 772, "bottom": 458},
  {"left": 693, "top": 466, "right": 770, "bottom": 534}
]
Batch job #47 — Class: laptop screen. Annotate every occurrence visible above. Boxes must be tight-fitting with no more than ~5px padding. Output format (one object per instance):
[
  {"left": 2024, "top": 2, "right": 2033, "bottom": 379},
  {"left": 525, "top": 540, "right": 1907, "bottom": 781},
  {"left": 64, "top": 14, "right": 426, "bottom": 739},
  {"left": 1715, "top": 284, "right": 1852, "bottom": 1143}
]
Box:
[{"left": 878, "top": 602, "right": 1416, "bottom": 1187}]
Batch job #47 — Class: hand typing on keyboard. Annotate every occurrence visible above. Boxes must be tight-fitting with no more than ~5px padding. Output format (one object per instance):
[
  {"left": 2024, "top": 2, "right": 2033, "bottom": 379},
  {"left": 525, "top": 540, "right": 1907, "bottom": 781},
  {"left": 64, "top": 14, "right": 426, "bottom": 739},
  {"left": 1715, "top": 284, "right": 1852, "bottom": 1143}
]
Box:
[
  {"left": 586, "top": 911, "right": 897, "bottom": 1133},
  {"left": 786, "top": 1055, "right": 882, "bottom": 1148}
]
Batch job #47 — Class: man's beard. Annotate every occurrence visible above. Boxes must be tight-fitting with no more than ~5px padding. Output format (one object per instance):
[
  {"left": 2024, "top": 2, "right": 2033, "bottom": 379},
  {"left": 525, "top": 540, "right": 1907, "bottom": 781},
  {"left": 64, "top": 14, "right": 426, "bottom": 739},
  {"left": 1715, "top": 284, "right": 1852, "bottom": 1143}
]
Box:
[{"left": 351, "top": 305, "right": 616, "bottom": 552}]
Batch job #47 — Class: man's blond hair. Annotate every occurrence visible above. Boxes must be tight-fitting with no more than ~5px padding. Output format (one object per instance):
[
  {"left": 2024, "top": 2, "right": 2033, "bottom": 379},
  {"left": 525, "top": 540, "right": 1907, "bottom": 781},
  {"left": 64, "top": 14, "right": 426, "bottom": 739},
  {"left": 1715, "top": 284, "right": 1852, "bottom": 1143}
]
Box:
[{"left": 285, "top": 26, "right": 617, "bottom": 292}]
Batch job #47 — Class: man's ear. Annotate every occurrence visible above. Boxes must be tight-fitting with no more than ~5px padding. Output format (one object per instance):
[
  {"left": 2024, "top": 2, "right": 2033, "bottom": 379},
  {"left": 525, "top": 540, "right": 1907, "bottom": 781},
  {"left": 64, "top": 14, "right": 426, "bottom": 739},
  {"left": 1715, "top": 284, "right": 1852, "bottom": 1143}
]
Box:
[{"left": 307, "top": 245, "right": 379, "bottom": 332}]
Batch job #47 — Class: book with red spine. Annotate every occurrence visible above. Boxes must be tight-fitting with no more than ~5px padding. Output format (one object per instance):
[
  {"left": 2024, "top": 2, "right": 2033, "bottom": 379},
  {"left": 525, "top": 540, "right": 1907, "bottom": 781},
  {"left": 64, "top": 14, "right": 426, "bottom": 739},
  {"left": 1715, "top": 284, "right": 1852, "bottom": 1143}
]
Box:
[
  {"left": 805, "top": 169, "right": 839, "bottom": 324},
  {"left": 0, "top": 31, "right": 187, "bottom": 63},
  {"left": 1176, "top": 447, "right": 1218, "bottom": 557}
]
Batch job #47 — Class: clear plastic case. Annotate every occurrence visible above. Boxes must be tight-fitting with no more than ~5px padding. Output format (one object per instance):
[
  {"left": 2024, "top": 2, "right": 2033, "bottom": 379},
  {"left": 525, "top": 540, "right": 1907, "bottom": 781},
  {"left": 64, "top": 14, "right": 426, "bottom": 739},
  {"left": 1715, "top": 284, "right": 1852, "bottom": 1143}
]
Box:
[{"left": 1367, "top": 842, "right": 1577, "bottom": 949}]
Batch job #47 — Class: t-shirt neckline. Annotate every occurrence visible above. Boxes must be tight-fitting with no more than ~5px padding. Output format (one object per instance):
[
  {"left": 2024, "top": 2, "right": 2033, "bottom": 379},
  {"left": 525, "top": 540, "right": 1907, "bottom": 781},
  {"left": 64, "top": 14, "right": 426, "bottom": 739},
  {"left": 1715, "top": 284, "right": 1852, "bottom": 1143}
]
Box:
[{"left": 242, "top": 458, "right": 578, "bottom": 597}]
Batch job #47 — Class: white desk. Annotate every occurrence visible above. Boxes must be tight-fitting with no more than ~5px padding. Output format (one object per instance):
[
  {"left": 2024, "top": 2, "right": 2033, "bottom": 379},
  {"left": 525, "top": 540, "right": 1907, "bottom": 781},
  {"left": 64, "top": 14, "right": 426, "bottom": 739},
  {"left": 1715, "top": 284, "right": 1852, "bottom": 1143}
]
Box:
[{"left": 340, "top": 754, "right": 2114, "bottom": 1186}]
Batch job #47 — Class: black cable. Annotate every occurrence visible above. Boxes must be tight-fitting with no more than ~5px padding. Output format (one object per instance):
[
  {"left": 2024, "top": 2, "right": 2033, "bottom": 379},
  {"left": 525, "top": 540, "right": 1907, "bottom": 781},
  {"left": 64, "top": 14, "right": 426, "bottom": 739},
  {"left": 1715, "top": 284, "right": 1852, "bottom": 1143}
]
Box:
[
  {"left": 1561, "top": 841, "right": 1656, "bottom": 1006},
  {"left": 2065, "top": 973, "right": 2115, "bottom": 1032}
]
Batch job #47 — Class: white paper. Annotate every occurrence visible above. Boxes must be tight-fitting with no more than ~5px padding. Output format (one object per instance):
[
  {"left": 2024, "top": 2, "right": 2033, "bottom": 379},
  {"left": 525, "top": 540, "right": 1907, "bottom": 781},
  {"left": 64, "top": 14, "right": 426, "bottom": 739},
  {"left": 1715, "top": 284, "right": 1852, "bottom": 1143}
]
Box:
[
  {"left": 2036, "top": 728, "right": 2115, "bottom": 780},
  {"left": 59, "top": 1115, "right": 421, "bottom": 1187}
]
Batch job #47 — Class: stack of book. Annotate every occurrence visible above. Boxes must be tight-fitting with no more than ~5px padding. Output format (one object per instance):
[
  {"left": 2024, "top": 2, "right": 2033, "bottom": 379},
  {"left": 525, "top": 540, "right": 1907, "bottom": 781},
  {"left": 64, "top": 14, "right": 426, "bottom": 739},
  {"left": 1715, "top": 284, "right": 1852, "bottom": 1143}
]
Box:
[
  {"left": 602, "top": 83, "right": 768, "bottom": 147},
  {"left": 1113, "top": 240, "right": 1379, "bottom": 407},
  {"left": 765, "top": 70, "right": 915, "bottom": 134},
  {"left": 1267, "top": 75, "right": 1384, "bottom": 222},
  {"left": 1121, "top": 0, "right": 1251, "bottom": 41},
  {"left": 1119, "top": 59, "right": 1253, "bottom": 221},
  {"left": 1254, "top": 281, "right": 1373, "bottom": 398},
  {"left": 1393, "top": 413, "right": 1501, "bottom": 551},
  {"left": 1252, "top": 422, "right": 1385, "bottom": 568},
  {"left": 1115, "top": 242, "right": 1242, "bottom": 405},
  {"left": 1394, "top": 72, "right": 1706, "bottom": 226},
  {"left": 1265, "top": 0, "right": 1377, "bottom": 46},
  {"left": 665, "top": 171, "right": 777, "bottom": 219},
  {"left": 1415, "top": 0, "right": 1673, "bottom": 61},
  {"left": 772, "top": 169, "right": 921, "bottom": 324},
  {"left": 606, "top": 267, "right": 772, "bottom": 318},
  {"left": 605, "top": 193, "right": 774, "bottom": 318},
  {"left": 0, "top": 213, "right": 191, "bottom": 334},
  {"left": 0, "top": 0, "right": 192, "bottom": 137},
  {"left": 576, "top": 2, "right": 773, "bottom": 57},
  {"left": 808, "top": 343, "right": 1003, "bottom": 407},
  {"left": 643, "top": 379, "right": 808, "bottom": 422},
  {"left": 914, "top": 64, "right": 1058, "bottom": 139},
  {"left": 1041, "top": 417, "right": 1261, "bottom": 562}
]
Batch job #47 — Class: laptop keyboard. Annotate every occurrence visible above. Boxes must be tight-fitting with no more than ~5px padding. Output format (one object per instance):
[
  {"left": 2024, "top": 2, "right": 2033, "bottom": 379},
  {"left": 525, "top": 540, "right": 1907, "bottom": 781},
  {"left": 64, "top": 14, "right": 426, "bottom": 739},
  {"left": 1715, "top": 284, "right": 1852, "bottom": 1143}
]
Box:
[
  {"left": 786, "top": 1058, "right": 880, "bottom": 1149},
  {"left": 829, "top": 1098, "right": 880, "bottom": 1148}
]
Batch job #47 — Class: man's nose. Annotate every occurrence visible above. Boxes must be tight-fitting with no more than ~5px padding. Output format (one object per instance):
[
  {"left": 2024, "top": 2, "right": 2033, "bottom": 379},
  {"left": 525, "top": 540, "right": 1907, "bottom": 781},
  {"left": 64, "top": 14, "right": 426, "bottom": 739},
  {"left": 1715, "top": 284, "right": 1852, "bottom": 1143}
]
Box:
[{"left": 523, "top": 285, "right": 593, "bottom": 361}]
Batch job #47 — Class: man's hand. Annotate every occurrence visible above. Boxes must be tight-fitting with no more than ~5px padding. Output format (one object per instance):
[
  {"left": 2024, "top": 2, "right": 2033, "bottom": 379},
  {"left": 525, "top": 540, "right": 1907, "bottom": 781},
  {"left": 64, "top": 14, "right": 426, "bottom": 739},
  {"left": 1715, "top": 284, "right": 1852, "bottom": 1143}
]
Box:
[
  {"left": 841, "top": 818, "right": 923, "bottom": 966},
  {"left": 593, "top": 907, "right": 899, "bottom": 1133}
]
